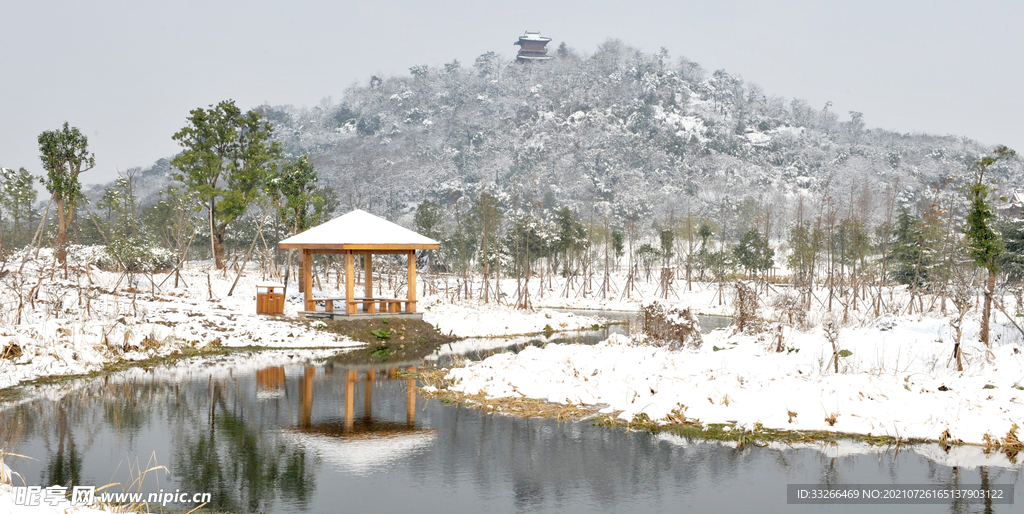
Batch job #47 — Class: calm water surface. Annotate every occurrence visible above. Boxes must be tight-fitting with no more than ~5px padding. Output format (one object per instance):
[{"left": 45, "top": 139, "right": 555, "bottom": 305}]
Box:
[{"left": 1, "top": 321, "right": 1021, "bottom": 513}]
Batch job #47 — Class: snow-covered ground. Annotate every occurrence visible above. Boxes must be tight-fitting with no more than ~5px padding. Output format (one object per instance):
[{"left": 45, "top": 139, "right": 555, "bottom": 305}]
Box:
[
  {"left": 443, "top": 272, "right": 1024, "bottom": 448},
  {"left": 421, "top": 301, "right": 605, "bottom": 338},
  {"left": 0, "top": 248, "right": 367, "bottom": 389},
  {"left": 447, "top": 314, "right": 1024, "bottom": 446},
  {"left": 0, "top": 247, "right": 607, "bottom": 390}
]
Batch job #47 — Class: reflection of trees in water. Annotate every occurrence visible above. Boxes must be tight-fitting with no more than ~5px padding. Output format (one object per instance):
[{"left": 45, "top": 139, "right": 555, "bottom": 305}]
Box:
[
  {"left": 43, "top": 404, "right": 81, "bottom": 487},
  {"left": 422, "top": 407, "right": 756, "bottom": 507},
  {"left": 170, "top": 379, "right": 318, "bottom": 512},
  {"left": 13, "top": 378, "right": 168, "bottom": 488},
  {"left": 102, "top": 380, "right": 155, "bottom": 437},
  {"left": 32, "top": 389, "right": 106, "bottom": 488},
  {"left": 3, "top": 375, "right": 317, "bottom": 512}
]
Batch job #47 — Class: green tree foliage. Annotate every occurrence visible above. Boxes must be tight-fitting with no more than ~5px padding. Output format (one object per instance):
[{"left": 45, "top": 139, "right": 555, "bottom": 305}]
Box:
[
  {"left": 611, "top": 229, "right": 625, "bottom": 263},
  {"left": 505, "top": 210, "right": 545, "bottom": 280},
  {"left": 636, "top": 243, "right": 660, "bottom": 281},
  {"left": 472, "top": 190, "right": 504, "bottom": 302},
  {"left": 142, "top": 185, "right": 199, "bottom": 256},
  {"left": 889, "top": 208, "right": 928, "bottom": 287},
  {"left": 270, "top": 155, "right": 333, "bottom": 235},
  {"left": 97, "top": 171, "right": 140, "bottom": 240},
  {"left": 415, "top": 199, "right": 444, "bottom": 272},
  {"left": 999, "top": 218, "right": 1024, "bottom": 284},
  {"left": 696, "top": 222, "right": 715, "bottom": 279},
  {"left": 705, "top": 248, "right": 733, "bottom": 282},
  {"left": 552, "top": 207, "right": 588, "bottom": 276},
  {"left": 659, "top": 228, "right": 674, "bottom": 264},
  {"left": 0, "top": 167, "right": 38, "bottom": 249},
  {"left": 787, "top": 221, "right": 818, "bottom": 288},
  {"left": 171, "top": 100, "right": 282, "bottom": 269},
  {"left": 414, "top": 199, "right": 442, "bottom": 240},
  {"left": 965, "top": 145, "right": 1016, "bottom": 346},
  {"left": 733, "top": 228, "right": 774, "bottom": 278},
  {"left": 840, "top": 218, "right": 871, "bottom": 269},
  {"left": 38, "top": 122, "right": 94, "bottom": 264}
]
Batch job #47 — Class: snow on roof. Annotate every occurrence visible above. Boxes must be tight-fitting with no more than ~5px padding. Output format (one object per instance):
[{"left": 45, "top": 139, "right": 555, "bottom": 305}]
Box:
[
  {"left": 515, "top": 31, "right": 551, "bottom": 43},
  {"left": 279, "top": 209, "right": 439, "bottom": 248}
]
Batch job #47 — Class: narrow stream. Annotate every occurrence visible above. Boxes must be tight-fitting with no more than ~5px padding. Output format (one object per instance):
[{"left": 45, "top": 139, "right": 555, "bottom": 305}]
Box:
[{"left": 431, "top": 312, "right": 730, "bottom": 365}]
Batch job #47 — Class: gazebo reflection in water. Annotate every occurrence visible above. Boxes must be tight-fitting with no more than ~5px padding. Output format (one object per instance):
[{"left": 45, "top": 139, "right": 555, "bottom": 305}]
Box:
[{"left": 257, "top": 362, "right": 436, "bottom": 472}]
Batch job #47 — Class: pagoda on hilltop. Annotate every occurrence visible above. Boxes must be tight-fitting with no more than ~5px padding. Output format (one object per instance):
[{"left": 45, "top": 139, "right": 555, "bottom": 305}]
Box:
[{"left": 514, "top": 31, "right": 552, "bottom": 62}]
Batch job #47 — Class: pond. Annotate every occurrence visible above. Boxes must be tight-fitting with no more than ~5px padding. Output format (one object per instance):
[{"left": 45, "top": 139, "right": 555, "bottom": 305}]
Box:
[
  {"left": 2, "top": 310, "right": 1022, "bottom": 513},
  {"left": 2, "top": 349, "right": 1021, "bottom": 514}
]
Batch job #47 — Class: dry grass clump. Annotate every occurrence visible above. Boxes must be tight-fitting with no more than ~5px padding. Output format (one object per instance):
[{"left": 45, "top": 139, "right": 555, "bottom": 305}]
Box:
[
  {"left": 732, "top": 281, "right": 765, "bottom": 334},
  {"left": 0, "top": 450, "right": 30, "bottom": 487},
  {"left": 416, "top": 368, "right": 452, "bottom": 391},
  {"left": 664, "top": 404, "right": 692, "bottom": 424},
  {"left": 635, "top": 300, "right": 702, "bottom": 350},
  {"left": 1002, "top": 424, "right": 1023, "bottom": 449},
  {"left": 1, "top": 342, "right": 22, "bottom": 360},
  {"left": 825, "top": 412, "right": 839, "bottom": 426}
]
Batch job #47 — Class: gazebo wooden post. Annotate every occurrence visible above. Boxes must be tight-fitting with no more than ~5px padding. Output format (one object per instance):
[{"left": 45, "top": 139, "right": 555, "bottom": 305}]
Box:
[
  {"left": 302, "top": 249, "right": 314, "bottom": 312},
  {"left": 344, "top": 251, "right": 356, "bottom": 314},
  {"left": 364, "top": 369, "right": 374, "bottom": 420},
  {"left": 364, "top": 251, "right": 375, "bottom": 313},
  {"left": 300, "top": 366, "right": 314, "bottom": 428},
  {"left": 406, "top": 250, "right": 417, "bottom": 313},
  {"left": 406, "top": 365, "right": 416, "bottom": 426},
  {"left": 344, "top": 369, "right": 356, "bottom": 432}
]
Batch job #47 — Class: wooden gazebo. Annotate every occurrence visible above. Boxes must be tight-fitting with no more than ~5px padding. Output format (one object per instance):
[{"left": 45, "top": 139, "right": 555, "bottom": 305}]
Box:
[{"left": 279, "top": 209, "right": 440, "bottom": 318}]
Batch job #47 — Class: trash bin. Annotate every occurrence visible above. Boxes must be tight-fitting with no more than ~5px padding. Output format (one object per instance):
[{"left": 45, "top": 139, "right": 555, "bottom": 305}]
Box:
[{"left": 256, "top": 282, "right": 285, "bottom": 315}]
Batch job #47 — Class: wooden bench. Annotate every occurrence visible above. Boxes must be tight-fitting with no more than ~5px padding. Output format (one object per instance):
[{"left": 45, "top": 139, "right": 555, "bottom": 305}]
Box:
[
  {"left": 311, "top": 296, "right": 346, "bottom": 313},
  {"left": 351, "top": 297, "right": 409, "bottom": 314},
  {"left": 308, "top": 297, "right": 414, "bottom": 314}
]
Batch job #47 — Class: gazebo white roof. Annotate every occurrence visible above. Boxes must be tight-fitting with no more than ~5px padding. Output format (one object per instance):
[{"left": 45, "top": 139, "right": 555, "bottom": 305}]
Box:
[{"left": 279, "top": 209, "right": 439, "bottom": 250}]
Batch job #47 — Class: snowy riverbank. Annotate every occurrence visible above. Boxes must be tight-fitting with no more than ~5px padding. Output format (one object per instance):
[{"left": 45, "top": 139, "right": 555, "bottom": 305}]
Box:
[{"left": 446, "top": 312, "right": 1024, "bottom": 447}]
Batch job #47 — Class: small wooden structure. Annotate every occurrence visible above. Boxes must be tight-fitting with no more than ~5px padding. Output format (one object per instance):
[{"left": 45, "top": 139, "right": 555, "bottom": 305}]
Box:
[
  {"left": 278, "top": 209, "right": 440, "bottom": 319},
  {"left": 515, "top": 31, "right": 552, "bottom": 62},
  {"left": 255, "top": 282, "right": 285, "bottom": 315}
]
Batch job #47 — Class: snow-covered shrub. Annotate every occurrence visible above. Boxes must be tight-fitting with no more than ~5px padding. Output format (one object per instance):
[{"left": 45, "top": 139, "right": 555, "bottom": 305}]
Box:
[
  {"left": 634, "top": 299, "right": 702, "bottom": 350},
  {"left": 65, "top": 244, "right": 110, "bottom": 266},
  {"left": 770, "top": 291, "right": 806, "bottom": 328},
  {"left": 101, "top": 239, "right": 175, "bottom": 272}
]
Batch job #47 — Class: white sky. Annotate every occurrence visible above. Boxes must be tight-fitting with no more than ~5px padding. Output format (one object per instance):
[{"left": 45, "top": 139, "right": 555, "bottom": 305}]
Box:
[{"left": 2, "top": 0, "right": 1022, "bottom": 185}]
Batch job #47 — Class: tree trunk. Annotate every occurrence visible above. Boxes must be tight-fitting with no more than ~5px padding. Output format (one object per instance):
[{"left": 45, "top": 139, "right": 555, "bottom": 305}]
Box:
[
  {"left": 213, "top": 231, "right": 226, "bottom": 270},
  {"left": 55, "top": 198, "right": 68, "bottom": 265},
  {"left": 208, "top": 199, "right": 224, "bottom": 270},
  {"left": 982, "top": 269, "right": 995, "bottom": 347}
]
